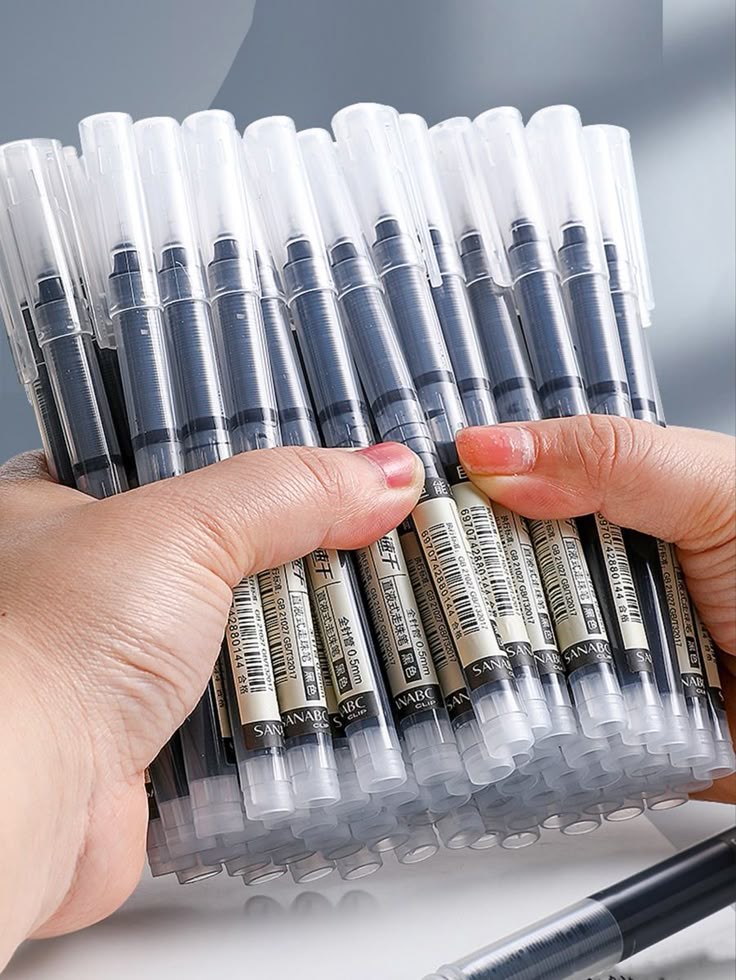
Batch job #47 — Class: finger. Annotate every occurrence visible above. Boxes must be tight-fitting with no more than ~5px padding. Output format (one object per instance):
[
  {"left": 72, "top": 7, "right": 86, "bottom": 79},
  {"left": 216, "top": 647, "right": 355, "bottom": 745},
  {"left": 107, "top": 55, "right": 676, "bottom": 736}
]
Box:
[
  {"left": 0, "top": 450, "right": 85, "bottom": 521},
  {"left": 456, "top": 418, "right": 736, "bottom": 552},
  {"left": 95, "top": 443, "right": 424, "bottom": 586}
]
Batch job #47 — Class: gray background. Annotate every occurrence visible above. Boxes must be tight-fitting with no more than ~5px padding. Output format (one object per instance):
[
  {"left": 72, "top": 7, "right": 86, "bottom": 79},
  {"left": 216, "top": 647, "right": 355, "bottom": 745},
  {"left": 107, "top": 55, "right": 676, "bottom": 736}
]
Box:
[{"left": 0, "top": 0, "right": 734, "bottom": 462}]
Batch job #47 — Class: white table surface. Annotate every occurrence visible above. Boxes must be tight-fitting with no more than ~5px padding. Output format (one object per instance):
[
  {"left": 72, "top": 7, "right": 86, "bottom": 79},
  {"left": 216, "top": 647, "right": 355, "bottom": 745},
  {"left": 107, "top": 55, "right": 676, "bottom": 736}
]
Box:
[{"left": 7, "top": 802, "right": 735, "bottom": 980}]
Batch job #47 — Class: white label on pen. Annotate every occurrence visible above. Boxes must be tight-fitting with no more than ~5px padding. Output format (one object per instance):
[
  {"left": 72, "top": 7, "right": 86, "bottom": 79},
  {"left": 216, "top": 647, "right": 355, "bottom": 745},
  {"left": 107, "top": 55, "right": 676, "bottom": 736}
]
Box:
[
  {"left": 400, "top": 523, "right": 472, "bottom": 726},
  {"left": 492, "top": 504, "right": 565, "bottom": 676},
  {"left": 225, "top": 575, "right": 284, "bottom": 751},
  {"left": 657, "top": 541, "right": 706, "bottom": 698},
  {"left": 305, "top": 548, "right": 381, "bottom": 726},
  {"left": 308, "top": 583, "right": 345, "bottom": 739},
  {"left": 211, "top": 656, "right": 232, "bottom": 739},
  {"left": 692, "top": 607, "right": 725, "bottom": 708},
  {"left": 528, "top": 518, "right": 612, "bottom": 672},
  {"left": 593, "top": 513, "right": 652, "bottom": 673},
  {"left": 258, "top": 560, "right": 330, "bottom": 741},
  {"left": 412, "top": 478, "right": 514, "bottom": 690},
  {"left": 356, "top": 531, "right": 443, "bottom": 723},
  {"left": 448, "top": 468, "right": 535, "bottom": 671}
]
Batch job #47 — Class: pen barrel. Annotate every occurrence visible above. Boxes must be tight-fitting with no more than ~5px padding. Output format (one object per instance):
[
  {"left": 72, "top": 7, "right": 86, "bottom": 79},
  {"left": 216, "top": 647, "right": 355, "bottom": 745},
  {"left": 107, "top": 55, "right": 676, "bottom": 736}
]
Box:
[
  {"left": 461, "top": 237, "right": 541, "bottom": 424},
  {"left": 593, "top": 829, "right": 736, "bottom": 959}
]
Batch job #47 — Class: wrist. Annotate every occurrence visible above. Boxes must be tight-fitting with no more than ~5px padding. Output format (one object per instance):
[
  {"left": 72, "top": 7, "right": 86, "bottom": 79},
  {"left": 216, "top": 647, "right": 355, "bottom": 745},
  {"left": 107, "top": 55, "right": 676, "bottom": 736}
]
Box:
[{"left": 0, "top": 630, "right": 93, "bottom": 965}]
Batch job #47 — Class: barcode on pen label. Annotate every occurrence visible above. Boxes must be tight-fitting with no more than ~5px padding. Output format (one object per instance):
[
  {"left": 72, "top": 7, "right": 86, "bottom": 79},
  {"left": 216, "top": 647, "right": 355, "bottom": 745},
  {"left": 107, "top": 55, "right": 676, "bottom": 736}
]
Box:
[
  {"left": 693, "top": 607, "right": 726, "bottom": 709},
  {"left": 657, "top": 541, "right": 707, "bottom": 698},
  {"left": 225, "top": 575, "right": 284, "bottom": 750},
  {"left": 450, "top": 478, "right": 536, "bottom": 673},
  {"left": 211, "top": 655, "right": 232, "bottom": 739},
  {"left": 529, "top": 518, "right": 613, "bottom": 671},
  {"left": 593, "top": 514, "right": 652, "bottom": 673},
  {"left": 493, "top": 503, "right": 564, "bottom": 676},
  {"left": 412, "top": 484, "right": 514, "bottom": 689},
  {"left": 356, "top": 531, "right": 443, "bottom": 723},
  {"left": 305, "top": 548, "right": 381, "bottom": 726},
  {"left": 400, "top": 525, "right": 472, "bottom": 726},
  {"left": 258, "top": 561, "right": 330, "bottom": 741}
]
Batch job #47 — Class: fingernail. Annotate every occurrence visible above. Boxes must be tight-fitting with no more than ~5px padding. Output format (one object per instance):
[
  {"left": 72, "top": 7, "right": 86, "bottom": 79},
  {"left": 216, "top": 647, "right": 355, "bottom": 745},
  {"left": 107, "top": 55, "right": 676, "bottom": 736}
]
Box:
[
  {"left": 355, "top": 443, "right": 422, "bottom": 489},
  {"left": 456, "top": 425, "right": 536, "bottom": 475}
]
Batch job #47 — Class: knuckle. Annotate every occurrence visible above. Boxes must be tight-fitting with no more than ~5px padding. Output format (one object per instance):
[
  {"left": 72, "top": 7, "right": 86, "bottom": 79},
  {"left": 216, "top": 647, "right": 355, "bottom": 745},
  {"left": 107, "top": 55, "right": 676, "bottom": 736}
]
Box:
[
  {"left": 572, "top": 415, "right": 646, "bottom": 497},
  {"left": 290, "top": 446, "right": 349, "bottom": 509}
]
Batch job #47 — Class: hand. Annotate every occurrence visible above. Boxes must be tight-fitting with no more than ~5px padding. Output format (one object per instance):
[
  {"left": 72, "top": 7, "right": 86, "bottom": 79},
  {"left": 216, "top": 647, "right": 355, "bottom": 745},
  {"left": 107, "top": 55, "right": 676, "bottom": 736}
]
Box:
[
  {"left": 457, "top": 415, "right": 736, "bottom": 804},
  {"left": 0, "top": 443, "right": 423, "bottom": 966}
]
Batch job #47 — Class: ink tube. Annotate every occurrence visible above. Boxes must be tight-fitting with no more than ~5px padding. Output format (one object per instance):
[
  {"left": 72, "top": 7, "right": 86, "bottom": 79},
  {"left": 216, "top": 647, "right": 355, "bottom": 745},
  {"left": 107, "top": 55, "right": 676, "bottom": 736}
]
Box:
[
  {"left": 332, "top": 103, "right": 533, "bottom": 766},
  {"left": 61, "top": 144, "right": 137, "bottom": 480},
  {"left": 135, "top": 116, "right": 293, "bottom": 827},
  {"left": 0, "top": 139, "right": 128, "bottom": 499},
  {"left": 427, "top": 116, "right": 539, "bottom": 425},
  {"left": 245, "top": 116, "right": 407, "bottom": 793},
  {"left": 425, "top": 828, "right": 736, "bottom": 980},
  {"left": 401, "top": 116, "right": 576, "bottom": 740},
  {"left": 0, "top": 205, "right": 75, "bottom": 485},
  {"left": 182, "top": 110, "right": 339, "bottom": 811}
]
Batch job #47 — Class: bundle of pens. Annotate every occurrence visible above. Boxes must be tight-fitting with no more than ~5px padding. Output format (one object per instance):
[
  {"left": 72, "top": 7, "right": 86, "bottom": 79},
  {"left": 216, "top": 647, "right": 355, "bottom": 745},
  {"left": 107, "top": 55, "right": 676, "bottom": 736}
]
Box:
[{"left": 0, "top": 104, "right": 733, "bottom": 888}]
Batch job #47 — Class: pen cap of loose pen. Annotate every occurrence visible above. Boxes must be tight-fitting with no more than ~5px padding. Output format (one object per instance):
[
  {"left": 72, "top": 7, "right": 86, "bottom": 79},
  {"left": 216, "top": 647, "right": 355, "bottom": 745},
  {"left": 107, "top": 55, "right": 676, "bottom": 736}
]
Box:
[
  {"left": 473, "top": 106, "right": 557, "bottom": 279},
  {"left": 332, "top": 102, "right": 441, "bottom": 286},
  {"left": 79, "top": 113, "right": 161, "bottom": 314},
  {"left": 0, "top": 139, "right": 89, "bottom": 343},
  {"left": 244, "top": 115, "right": 332, "bottom": 296},
  {"left": 134, "top": 116, "right": 207, "bottom": 303},
  {"left": 182, "top": 110, "right": 259, "bottom": 296},
  {"left": 588, "top": 124, "right": 655, "bottom": 327},
  {"left": 427, "top": 116, "right": 510, "bottom": 287},
  {"left": 525, "top": 105, "right": 608, "bottom": 282}
]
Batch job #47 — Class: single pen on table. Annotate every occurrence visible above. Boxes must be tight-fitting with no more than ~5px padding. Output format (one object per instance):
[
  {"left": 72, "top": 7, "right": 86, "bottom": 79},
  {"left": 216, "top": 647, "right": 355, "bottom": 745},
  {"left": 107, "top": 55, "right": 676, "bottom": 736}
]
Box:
[
  {"left": 182, "top": 109, "right": 341, "bottom": 814},
  {"left": 583, "top": 122, "right": 736, "bottom": 785},
  {"left": 131, "top": 115, "right": 299, "bottom": 829},
  {"left": 425, "top": 827, "right": 736, "bottom": 980},
  {"left": 526, "top": 105, "right": 716, "bottom": 782},
  {"left": 244, "top": 115, "right": 409, "bottom": 797},
  {"left": 332, "top": 102, "right": 534, "bottom": 772},
  {"left": 400, "top": 111, "right": 578, "bottom": 757}
]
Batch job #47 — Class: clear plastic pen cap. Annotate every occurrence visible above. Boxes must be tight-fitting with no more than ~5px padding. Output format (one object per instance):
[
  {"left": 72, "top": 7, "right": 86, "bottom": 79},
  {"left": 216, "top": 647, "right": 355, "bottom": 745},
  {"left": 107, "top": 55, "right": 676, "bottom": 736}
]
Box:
[
  {"left": 182, "top": 109, "right": 258, "bottom": 294},
  {"left": 586, "top": 125, "right": 655, "bottom": 326},
  {"left": 134, "top": 116, "right": 207, "bottom": 301},
  {"left": 0, "top": 139, "right": 89, "bottom": 340},
  {"left": 331, "top": 102, "right": 441, "bottom": 285},
  {"left": 80, "top": 113, "right": 161, "bottom": 313},
  {"left": 297, "top": 127, "right": 368, "bottom": 258},
  {"left": 473, "top": 106, "right": 556, "bottom": 275},
  {"left": 399, "top": 114, "right": 457, "bottom": 266},
  {"left": 525, "top": 105, "right": 608, "bottom": 278},
  {"left": 0, "top": 188, "right": 36, "bottom": 384},
  {"left": 243, "top": 115, "right": 331, "bottom": 288},
  {"left": 428, "top": 116, "right": 510, "bottom": 286},
  {"left": 61, "top": 144, "right": 114, "bottom": 348}
]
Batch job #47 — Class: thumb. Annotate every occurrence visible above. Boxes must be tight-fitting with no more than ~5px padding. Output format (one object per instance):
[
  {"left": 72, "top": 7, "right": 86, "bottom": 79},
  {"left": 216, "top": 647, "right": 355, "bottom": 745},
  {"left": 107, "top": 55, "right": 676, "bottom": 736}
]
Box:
[
  {"left": 96, "top": 442, "right": 424, "bottom": 586},
  {"left": 456, "top": 417, "right": 735, "bottom": 554}
]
